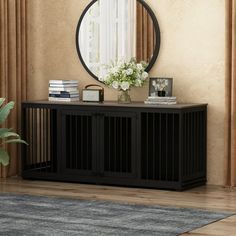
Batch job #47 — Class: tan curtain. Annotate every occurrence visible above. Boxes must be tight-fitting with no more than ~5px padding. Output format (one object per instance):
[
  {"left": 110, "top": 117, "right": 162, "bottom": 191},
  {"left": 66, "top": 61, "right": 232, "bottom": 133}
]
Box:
[
  {"left": 136, "top": 2, "right": 155, "bottom": 63},
  {"left": 0, "top": 0, "right": 27, "bottom": 178},
  {"left": 225, "top": 0, "right": 236, "bottom": 187}
]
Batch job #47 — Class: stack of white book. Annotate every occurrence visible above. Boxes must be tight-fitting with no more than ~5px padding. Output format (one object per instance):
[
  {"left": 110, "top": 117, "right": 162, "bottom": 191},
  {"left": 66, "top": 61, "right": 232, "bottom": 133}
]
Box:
[
  {"left": 49, "top": 80, "right": 79, "bottom": 102},
  {"left": 144, "top": 96, "right": 177, "bottom": 105}
]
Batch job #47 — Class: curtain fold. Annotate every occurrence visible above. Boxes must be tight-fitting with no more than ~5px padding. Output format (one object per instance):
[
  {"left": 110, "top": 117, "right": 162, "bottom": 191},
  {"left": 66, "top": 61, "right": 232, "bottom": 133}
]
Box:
[
  {"left": 0, "top": 0, "right": 27, "bottom": 178},
  {"left": 136, "top": 2, "right": 155, "bottom": 63},
  {"left": 225, "top": 0, "right": 236, "bottom": 187}
]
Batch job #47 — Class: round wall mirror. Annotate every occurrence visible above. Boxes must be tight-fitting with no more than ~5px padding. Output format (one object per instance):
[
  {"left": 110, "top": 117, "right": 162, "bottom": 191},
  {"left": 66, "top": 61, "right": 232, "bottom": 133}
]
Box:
[{"left": 76, "top": 0, "right": 161, "bottom": 82}]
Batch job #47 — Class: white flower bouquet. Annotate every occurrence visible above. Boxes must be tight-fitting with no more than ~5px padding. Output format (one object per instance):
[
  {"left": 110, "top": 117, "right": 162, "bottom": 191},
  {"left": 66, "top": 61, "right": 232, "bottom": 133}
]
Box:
[{"left": 99, "top": 58, "right": 149, "bottom": 91}]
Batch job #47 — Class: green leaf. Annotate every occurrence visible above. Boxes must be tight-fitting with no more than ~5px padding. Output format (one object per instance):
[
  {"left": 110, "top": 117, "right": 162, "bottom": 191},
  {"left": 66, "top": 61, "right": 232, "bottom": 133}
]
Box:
[
  {"left": 0, "top": 148, "right": 9, "bottom": 166},
  {"left": 0, "top": 128, "right": 12, "bottom": 137},
  {"left": 0, "top": 98, "right": 5, "bottom": 107},
  {"left": 0, "top": 101, "right": 14, "bottom": 124},
  {"left": 0, "top": 131, "right": 19, "bottom": 139},
  {"left": 3, "top": 139, "right": 28, "bottom": 145}
]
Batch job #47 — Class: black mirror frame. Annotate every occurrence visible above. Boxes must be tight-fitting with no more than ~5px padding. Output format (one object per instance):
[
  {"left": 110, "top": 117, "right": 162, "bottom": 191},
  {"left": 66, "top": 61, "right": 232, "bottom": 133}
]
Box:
[{"left": 75, "top": 0, "right": 161, "bottom": 82}]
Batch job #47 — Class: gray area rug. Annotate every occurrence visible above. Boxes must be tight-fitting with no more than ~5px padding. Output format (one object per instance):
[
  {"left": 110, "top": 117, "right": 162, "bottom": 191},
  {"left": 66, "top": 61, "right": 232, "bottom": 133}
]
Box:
[{"left": 0, "top": 193, "right": 233, "bottom": 236}]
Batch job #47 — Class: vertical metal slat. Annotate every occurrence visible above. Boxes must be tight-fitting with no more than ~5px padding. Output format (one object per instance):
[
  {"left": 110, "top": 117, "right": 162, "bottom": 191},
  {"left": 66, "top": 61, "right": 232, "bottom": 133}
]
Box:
[
  {"left": 126, "top": 117, "right": 128, "bottom": 173},
  {"left": 159, "top": 113, "right": 162, "bottom": 180},
  {"left": 152, "top": 113, "right": 155, "bottom": 180},
  {"left": 86, "top": 116, "right": 89, "bottom": 170},
  {"left": 45, "top": 109, "right": 49, "bottom": 171},
  {"left": 165, "top": 114, "right": 168, "bottom": 181},
  {"left": 146, "top": 113, "right": 149, "bottom": 179},
  {"left": 120, "top": 117, "right": 122, "bottom": 172},
  {"left": 172, "top": 114, "right": 175, "bottom": 181},
  {"left": 43, "top": 109, "right": 46, "bottom": 171},
  {"left": 108, "top": 117, "right": 111, "bottom": 171},
  {"left": 114, "top": 117, "right": 117, "bottom": 172},
  {"left": 34, "top": 108, "right": 38, "bottom": 170}
]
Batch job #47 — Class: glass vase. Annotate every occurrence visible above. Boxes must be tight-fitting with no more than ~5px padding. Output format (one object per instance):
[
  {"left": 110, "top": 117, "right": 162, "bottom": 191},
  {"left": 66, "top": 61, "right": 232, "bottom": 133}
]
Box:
[{"left": 118, "top": 90, "right": 131, "bottom": 104}]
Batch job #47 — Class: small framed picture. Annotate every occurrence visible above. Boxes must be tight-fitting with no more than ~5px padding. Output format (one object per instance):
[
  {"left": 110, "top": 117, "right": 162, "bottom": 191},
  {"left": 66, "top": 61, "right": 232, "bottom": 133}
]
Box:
[{"left": 149, "top": 77, "right": 173, "bottom": 97}]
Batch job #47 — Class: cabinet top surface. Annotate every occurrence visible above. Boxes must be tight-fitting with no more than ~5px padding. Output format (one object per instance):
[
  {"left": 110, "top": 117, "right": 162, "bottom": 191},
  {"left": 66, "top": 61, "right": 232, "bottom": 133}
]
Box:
[{"left": 22, "top": 100, "right": 207, "bottom": 109}]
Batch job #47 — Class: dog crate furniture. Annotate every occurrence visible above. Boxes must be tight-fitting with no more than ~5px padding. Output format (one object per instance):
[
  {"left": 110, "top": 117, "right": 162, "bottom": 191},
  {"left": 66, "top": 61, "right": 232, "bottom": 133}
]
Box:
[{"left": 21, "top": 101, "right": 207, "bottom": 190}]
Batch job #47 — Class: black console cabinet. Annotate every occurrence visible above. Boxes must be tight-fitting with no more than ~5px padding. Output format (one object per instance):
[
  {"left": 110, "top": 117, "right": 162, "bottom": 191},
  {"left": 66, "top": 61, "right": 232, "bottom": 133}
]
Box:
[{"left": 21, "top": 101, "right": 207, "bottom": 190}]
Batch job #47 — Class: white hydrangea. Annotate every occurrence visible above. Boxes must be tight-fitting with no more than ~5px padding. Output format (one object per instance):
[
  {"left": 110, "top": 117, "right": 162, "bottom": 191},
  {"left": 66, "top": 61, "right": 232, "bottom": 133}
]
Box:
[
  {"left": 126, "top": 68, "right": 133, "bottom": 75},
  {"left": 112, "top": 81, "right": 119, "bottom": 89},
  {"left": 120, "top": 81, "right": 130, "bottom": 91},
  {"left": 141, "top": 72, "right": 149, "bottom": 80},
  {"left": 137, "top": 63, "right": 143, "bottom": 70},
  {"left": 135, "top": 79, "right": 142, "bottom": 87}
]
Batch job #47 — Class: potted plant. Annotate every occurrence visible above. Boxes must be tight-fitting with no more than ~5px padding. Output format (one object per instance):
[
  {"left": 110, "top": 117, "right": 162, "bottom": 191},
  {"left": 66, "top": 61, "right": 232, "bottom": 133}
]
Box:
[
  {"left": 99, "top": 58, "right": 149, "bottom": 103},
  {"left": 0, "top": 98, "right": 27, "bottom": 166}
]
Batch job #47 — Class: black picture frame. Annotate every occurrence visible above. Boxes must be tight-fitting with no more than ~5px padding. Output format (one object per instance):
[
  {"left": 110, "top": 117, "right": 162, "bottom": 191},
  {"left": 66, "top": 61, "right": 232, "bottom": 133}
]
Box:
[
  {"left": 149, "top": 77, "right": 173, "bottom": 97},
  {"left": 75, "top": 0, "right": 161, "bottom": 83}
]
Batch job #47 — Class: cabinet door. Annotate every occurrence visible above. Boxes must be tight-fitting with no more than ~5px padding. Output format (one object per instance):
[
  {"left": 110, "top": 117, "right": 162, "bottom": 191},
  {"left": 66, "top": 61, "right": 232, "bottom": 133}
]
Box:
[
  {"left": 99, "top": 112, "right": 137, "bottom": 178},
  {"left": 22, "top": 106, "right": 58, "bottom": 175},
  {"left": 140, "top": 112, "right": 180, "bottom": 182},
  {"left": 61, "top": 110, "right": 95, "bottom": 175}
]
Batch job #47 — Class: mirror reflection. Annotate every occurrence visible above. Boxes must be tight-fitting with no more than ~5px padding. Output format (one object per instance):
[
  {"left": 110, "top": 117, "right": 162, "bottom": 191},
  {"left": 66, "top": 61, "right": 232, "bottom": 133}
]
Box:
[{"left": 77, "top": 0, "right": 158, "bottom": 79}]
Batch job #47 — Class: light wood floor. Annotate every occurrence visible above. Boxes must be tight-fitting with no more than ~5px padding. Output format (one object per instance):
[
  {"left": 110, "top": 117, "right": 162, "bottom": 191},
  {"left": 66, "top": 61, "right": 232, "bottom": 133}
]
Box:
[{"left": 0, "top": 178, "right": 236, "bottom": 236}]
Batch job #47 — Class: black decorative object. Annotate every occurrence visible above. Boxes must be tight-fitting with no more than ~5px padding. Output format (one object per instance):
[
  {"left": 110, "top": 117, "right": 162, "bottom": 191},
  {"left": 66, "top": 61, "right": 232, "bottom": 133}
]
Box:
[
  {"left": 22, "top": 101, "right": 207, "bottom": 190},
  {"left": 75, "top": 0, "right": 161, "bottom": 82},
  {"left": 149, "top": 78, "right": 173, "bottom": 97}
]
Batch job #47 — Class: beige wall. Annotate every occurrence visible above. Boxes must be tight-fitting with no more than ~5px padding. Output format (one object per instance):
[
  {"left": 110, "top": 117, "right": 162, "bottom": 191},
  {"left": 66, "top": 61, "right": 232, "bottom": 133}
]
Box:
[{"left": 28, "top": 0, "right": 226, "bottom": 185}]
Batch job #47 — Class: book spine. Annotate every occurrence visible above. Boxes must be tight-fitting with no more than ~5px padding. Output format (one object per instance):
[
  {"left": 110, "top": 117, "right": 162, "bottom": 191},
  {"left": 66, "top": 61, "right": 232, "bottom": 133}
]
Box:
[
  {"left": 49, "top": 88, "right": 78, "bottom": 92},
  {"left": 49, "top": 94, "right": 79, "bottom": 98},
  {"left": 49, "top": 91, "right": 78, "bottom": 95},
  {"left": 49, "top": 84, "right": 78, "bottom": 88},
  {"left": 49, "top": 80, "right": 78, "bottom": 84},
  {"left": 48, "top": 97, "right": 80, "bottom": 102}
]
